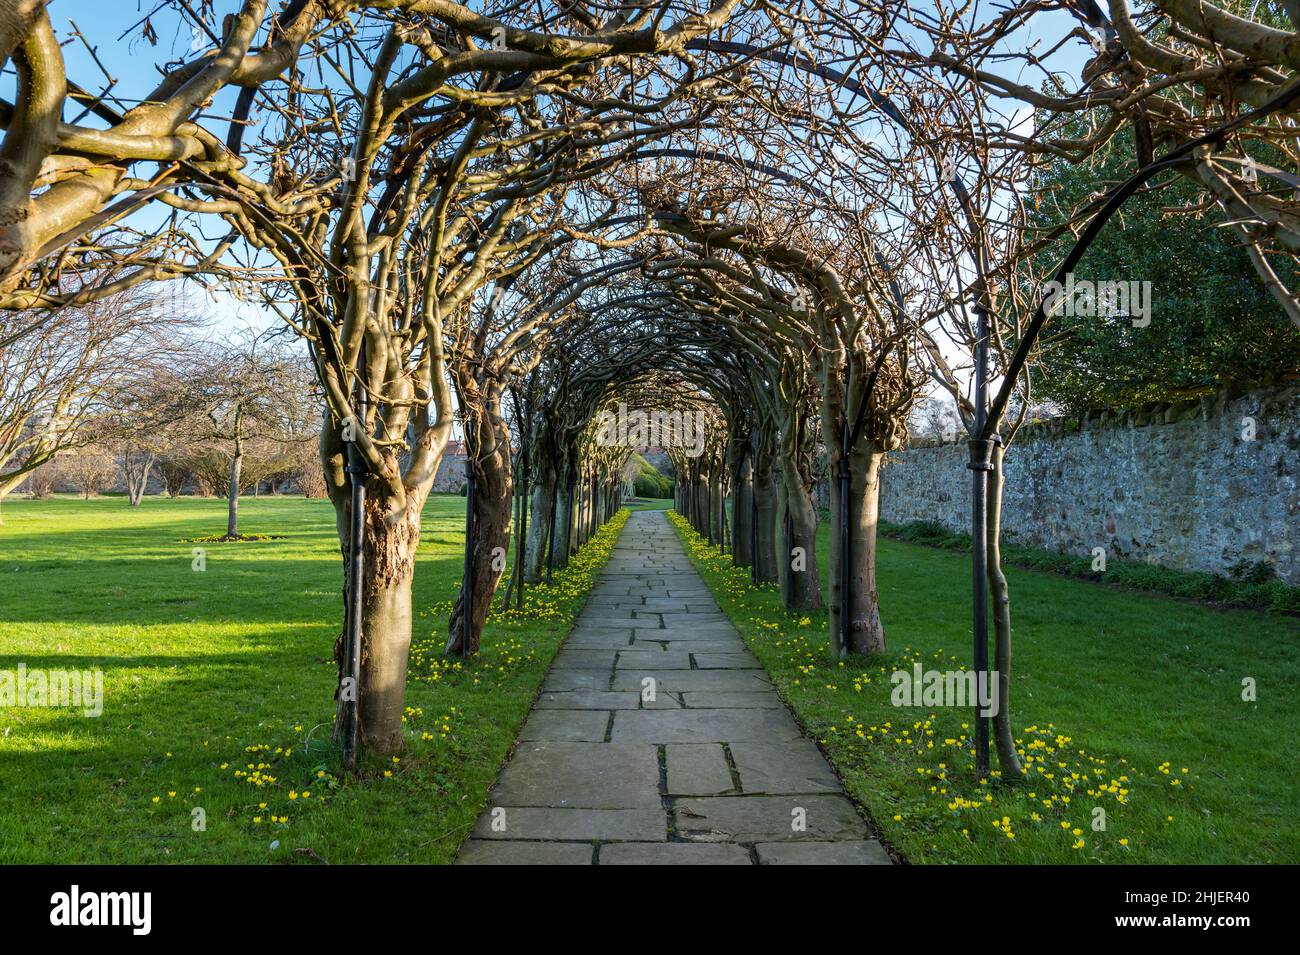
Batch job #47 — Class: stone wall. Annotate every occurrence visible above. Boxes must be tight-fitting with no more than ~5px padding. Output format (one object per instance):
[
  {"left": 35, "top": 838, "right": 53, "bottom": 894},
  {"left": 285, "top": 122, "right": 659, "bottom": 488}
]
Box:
[{"left": 878, "top": 385, "right": 1300, "bottom": 584}]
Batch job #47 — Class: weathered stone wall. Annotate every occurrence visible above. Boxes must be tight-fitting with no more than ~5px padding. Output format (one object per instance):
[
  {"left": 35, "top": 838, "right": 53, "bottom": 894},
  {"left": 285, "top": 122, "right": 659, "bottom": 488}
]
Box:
[{"left": 878, "top": 385, "right": 1300, "bottom": 584}]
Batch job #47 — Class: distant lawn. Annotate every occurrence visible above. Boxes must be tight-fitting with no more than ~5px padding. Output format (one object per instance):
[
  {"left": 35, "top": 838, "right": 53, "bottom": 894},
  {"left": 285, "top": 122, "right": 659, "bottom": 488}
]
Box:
[
  {"left": 627, "top": 496, "right": 672, "bottom": 511},
  {"left": 0, "top": 494, "right": 624, "bottom": 864},
  {"left": 669, "top": 511, "right": 1300, "bottom": 864}
]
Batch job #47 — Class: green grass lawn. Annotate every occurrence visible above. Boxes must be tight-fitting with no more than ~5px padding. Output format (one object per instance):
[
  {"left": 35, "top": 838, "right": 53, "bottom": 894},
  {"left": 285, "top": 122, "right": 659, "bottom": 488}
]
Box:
[
  {"left": 627, "top": 496, "right": 672, "bottom": 511},
  {"left": 668, "top": 510, "right": 1300, "bottom": 864},
  {"left": 0, "top": 494, "right": 625, "bottom": 864}
]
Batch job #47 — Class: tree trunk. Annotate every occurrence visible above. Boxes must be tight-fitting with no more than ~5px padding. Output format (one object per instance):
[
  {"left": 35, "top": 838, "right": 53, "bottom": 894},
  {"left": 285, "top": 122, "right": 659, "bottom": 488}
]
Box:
[
  {"left": 780, "top": 455, "right": 824, "bottom": 609},
  {"left": 752, "top": 453, "right": 779, "bottom": 583},
  {"left": 987, "top": 442, "right": 1024, "bottom": 777},
  {"left": 553, "top": 478, "right": 573, "bottom": 570},
  {"left": 127, "top": 453, "right": 155, "bottom": 507},
  {"left": 331, "top": 484, "right": 423, "bottom": 756},
  {"left": 731, "top": 450, "right": 753, "bottom": 567},
  {"left": 524, "top": 470, "right": 554, "bottom": 584},
  {"left": 226, "top": 449, "right": 242, "bottom": 537},
  {"left": 828, "top": 444, "right": 886, "bottom": 655},
  {"left": 709, "top": 470, "right": 724, "bottom": 544},
  {"left": 445, "top": 406, "right": 512, "bottom": 656}
]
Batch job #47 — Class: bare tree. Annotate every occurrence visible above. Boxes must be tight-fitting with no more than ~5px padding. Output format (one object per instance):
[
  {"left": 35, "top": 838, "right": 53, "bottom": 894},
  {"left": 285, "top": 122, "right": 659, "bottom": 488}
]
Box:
[
  {"left": 187, "top": 334, "right": 316, "bottom": 538},
  {"left": 0, "top": 288, "right": 194, "bottom": 516}
]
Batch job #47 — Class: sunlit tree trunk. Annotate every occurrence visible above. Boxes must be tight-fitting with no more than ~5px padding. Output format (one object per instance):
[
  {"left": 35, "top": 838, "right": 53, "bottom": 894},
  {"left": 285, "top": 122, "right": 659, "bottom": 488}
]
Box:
[
  {"left": 828, "top": 442, "right": 886, "bottom": 655},
  {"left": 326, "top": 436, "right": 433, "bottom": 756}
]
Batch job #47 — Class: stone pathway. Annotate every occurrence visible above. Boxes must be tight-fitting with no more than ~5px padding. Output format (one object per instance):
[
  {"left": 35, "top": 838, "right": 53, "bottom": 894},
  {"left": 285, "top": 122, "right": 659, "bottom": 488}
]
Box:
[{"left": 456, "top": 509, "right": 891, "bottom": 865}]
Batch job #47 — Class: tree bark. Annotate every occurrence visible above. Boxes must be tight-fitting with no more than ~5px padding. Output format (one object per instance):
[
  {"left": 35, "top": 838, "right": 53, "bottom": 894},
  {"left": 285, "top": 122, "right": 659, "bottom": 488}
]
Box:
[
  {"left": 554, "top": 477, "right": 573, "bottom": 570},
  {"left": 331, "top": 478, "right": 424, "bottom": 756},
  {"left": 445, "top": 398, "right": 512, "bottom": 656},
  {"left": 828, "top": 444, "right": 886, "bottom": 654},
  {"left": 524, "top": 449, "right": 555, "bottom": 583},
  {"left": 709, "top": 469, "right": 724, "bottom": 545},
  {"left": 752, "top": 452, "right": 779, "bottom": 583},
  {"left": 780, "top": 454, "right": 824, "bottom": 609},
  {"left": 731, "top": 448, "right": 753, "bottom": 567},
  {"left": 523, "top": 476, "right": 553, "bottom": 584}
]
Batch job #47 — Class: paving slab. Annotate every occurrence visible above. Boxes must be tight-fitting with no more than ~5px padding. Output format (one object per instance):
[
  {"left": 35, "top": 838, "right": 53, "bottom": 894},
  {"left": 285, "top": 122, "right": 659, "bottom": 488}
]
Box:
[
  {"left": 674, "top": 795, "right": 870, "bottom": 843},
  {"left": 551, "top": 648, "right": 619, "bottom": 669},
  {"left": 600, "top": 843, "right": 752, "bottom": 865},
  {"left": 611, "top": 707, "right": 803, "bottom": 743},
  {"left": 681, "top": 691, "right": 783, "bottom": 709},
  {"left": 456, "top": 840, "right": 595, "bottom": 865},
  {"left": 755, "top": 841, "right": 892, "bottom": 865},
  {"left": 634, "top": 639, "right": 743, "bottom": 653},
  {"left": 491, "top": 741, "right": 661, "bottom": 809},
  {"left": 537, "top": 689, "right": 640, "bottom": 710},
  {"left": 693, "top": 652, "right": 762, "bottom": 669},
  {"left": 518, "top": 710, "right": 610, "bottom": 742},
  {"left": 581, "top": 616, "right": 665, "bottom": 630},
  {"left": 565, "top": 634, "right": 636, "bottom": 650},
  {"left": 473, "top": 807, "right": 666, "bottom": 841},
  {"left": 653, "top": 611, "right": 731, "bottom": 624},
  {"left": 666, "top": 743, "right": 735, "bottom": 795},
  {"left": 611, "top": 668, "right": 772, "bottom": 693},
  {"left": 615, "top": 650, "right": 694, "bottom": 669},
  {"left": 542, "top": 669, "right": 610, "bottom": 691},
  {"left": 729, "top": 741, "right": 843, "bottom": 793},
  {"left": 655, "top": 624, "right": 741, "bottom": 638}
]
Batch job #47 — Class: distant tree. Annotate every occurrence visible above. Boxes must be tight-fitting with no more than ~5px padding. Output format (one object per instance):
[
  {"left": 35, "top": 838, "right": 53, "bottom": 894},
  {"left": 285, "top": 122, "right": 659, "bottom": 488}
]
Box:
[
  {"left": 155, "top": 455, "right": 190, "bottom": 498},
  {"left": 289, "top": 440, "right": 328, "bottom": 498},
  {"left": 908, "top": 394, "right": 963, "bottom": 443},
  {"left": 187, "top": 335, "right": 317, "bottom": 538},
  {"left": 0, "top": 288, "right": 196, "bottom": 516},
  {"left": 108, "top": 369, "right": 205, "bottom": 506},
  {"left": 24, "top": 462, "right": 55, "bottom": 499},
  {"left": 59, "top": 449, "right": 115, "bottom": 499},
  {"left": 1031, "top": 122, "right": 1300, "bottom": 412}
]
